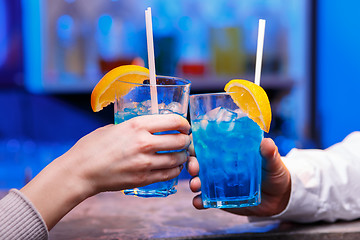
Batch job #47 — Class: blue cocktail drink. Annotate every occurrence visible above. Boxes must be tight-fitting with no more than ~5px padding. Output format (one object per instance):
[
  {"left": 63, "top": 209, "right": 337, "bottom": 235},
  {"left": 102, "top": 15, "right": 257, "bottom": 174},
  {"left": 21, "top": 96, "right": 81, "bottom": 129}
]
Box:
[
  {"left": 115, "top": 76, "right": 190, "bottom": 198},
  {"left": 115, "top": 111, "right": 182, "bottom": 197},
  {"left": 190, "top": 93, "right": 263, "bottom": 208}
]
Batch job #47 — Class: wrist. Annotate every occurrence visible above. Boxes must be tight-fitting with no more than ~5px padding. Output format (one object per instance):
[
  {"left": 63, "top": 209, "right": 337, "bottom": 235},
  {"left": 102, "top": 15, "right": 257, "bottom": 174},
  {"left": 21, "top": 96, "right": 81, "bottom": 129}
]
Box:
[
  {"left": 54, "top": 152, "right": 96, "bottom": 202},
  {"left": 20, "top": 154, "right": 91, "bottom": 230}
]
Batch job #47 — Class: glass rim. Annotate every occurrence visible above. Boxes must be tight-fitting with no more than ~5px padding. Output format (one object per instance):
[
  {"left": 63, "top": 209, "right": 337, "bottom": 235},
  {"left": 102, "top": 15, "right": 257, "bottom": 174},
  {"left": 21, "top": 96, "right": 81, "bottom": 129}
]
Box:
[
  {"left": 116, "top": 75, "right": 191, "bottom": 87},
  {"left": 190, "top": 92, "right": 235, "bottom": 98}
]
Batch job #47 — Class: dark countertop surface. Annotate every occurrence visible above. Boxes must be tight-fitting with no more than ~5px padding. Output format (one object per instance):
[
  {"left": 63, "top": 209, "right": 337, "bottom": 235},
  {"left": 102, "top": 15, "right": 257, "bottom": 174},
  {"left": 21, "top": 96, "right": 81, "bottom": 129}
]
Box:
[
  {"left": 3, "top": 181, "right": 360, "bottom": 239},
  {"left": 49, "top": 180, "right": 360, "bottom": 240}
]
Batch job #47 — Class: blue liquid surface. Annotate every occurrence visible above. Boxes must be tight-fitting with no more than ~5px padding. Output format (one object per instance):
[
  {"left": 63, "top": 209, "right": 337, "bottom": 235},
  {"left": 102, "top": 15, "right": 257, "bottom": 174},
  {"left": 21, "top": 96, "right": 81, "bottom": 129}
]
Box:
[
  {"left": 115, "top": 111, "right": 181, "bottom": 198},
  {"left": 191, "top": 116, "right": 263, "bottom": 208}
]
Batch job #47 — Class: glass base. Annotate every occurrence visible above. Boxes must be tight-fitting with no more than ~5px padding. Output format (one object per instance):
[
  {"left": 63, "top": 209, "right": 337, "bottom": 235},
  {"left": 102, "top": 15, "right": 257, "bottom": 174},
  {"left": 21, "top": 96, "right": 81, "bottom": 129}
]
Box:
[
  {"left": 123, "top": 187, "right": 177, "bottom": 198},
  {"left": 203, "top": 192, "right": 260, "bottom": 208},
  {"left": 122, "top": 177, "right": 178, "bottom": 198}
]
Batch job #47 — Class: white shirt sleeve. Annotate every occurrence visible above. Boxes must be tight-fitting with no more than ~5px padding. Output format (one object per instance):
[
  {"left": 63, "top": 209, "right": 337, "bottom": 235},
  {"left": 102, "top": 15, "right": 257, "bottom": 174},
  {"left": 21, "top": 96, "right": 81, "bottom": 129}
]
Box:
[{"left": 272, "top": 131, "right": 360, "bottom": 222}]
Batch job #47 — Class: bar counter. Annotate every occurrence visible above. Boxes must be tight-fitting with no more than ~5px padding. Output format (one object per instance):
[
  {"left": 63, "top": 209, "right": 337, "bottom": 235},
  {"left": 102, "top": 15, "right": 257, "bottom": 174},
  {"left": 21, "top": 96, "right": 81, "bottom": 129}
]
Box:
[
  {"left": 3, "top": 180, "right": 360, "bottom": 239},
  {"left": 50, "top": 180, "right": 360, "bottom": 240}
]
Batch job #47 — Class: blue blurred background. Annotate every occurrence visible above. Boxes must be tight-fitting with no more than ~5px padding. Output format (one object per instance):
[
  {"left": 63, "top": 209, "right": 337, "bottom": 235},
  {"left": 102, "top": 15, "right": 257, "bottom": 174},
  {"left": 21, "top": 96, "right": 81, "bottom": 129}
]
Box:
[{"left": 0, "top": 0, "right": 359, "bottom": 189}]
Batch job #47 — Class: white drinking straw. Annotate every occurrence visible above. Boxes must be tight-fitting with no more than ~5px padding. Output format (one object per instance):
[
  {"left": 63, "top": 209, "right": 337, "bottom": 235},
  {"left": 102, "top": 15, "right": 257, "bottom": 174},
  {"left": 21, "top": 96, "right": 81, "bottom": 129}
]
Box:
[
  {"left": 145, "top": 7, "right": 159, "bottom": 114},
  {"left": 254, "top": 19, "right": 266, "bottom": 86}
]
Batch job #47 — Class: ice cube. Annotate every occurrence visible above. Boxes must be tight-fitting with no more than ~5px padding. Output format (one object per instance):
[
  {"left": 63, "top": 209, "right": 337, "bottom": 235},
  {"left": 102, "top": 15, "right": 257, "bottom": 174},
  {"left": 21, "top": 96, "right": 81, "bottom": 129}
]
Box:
[
  {"left": 166, "top": 102, "right": 183, "bottom": 114},
  {"left": 121, "top": 102, "right": 138, "bottom": 114},
  {"left": 204, "top": 107, "right": 222, "bottom": 121},
  {"left": 159, "top": 109, "right": 174, "bottom": 115},
  {"left": 194, "top": 113, "right": 206, "bottom": 121},
  {"left": 141, "top": 100, "right": 152, "bottom": 107},
  {"left": 200, "top": 119, "right": 208, "bottom": 130},
  {"left": 234, "top": 108, "right": 248, "bottom": 119},
  {"left": 157, "top": 103, "right": 166, "bottom": 110},
  {"left": 139, "top": 100, "right": 167, "bottom": 114},
  {"left": 190, "top": 121, "right": 200, "bottom": 132},
  {"left": 215, "top": 107, "right": 237, "bottom": 123},
  {"left": 137, "top": 102, "right": 150, "bottom": 114}
]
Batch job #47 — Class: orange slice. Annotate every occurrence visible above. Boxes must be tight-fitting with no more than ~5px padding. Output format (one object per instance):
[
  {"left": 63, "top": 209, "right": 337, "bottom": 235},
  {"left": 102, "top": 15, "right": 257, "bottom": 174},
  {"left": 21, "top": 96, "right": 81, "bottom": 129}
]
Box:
[
  {"left": 224, "top": 79, "right": 272, "bottom": 132},
  {"left": 91, "top": 65, "right": 150, "bottom": 112}
]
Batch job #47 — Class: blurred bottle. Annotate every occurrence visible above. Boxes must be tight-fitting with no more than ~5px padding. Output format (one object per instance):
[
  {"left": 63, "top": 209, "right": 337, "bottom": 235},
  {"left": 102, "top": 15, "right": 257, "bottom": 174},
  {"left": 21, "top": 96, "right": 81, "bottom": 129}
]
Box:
[
  {"left": 204, "top": 0, "right": 246, "bottom": 77},
  {"left": 154, "top": 34, "right": 178, "bottom": 76},
  {"left": 150, "top": 1, "right": 181, "bottom": 76},
  {"left": 210, "top": 26, "right": 246, "bottom": 76},
  {"left": 241, "top": 0, "right": 288, "bottom": 75},
  {"left": 177, "top": 2, "right": 208, "bottom": 77},
  {"left": 55, "top": 0, "right": 85, "bottom": 81},
  {"left": 76, "top": 0, "right": 102, "bottom": 82},
  {"left": 96, "top": 0, "right": 137, "bottom": 74}
]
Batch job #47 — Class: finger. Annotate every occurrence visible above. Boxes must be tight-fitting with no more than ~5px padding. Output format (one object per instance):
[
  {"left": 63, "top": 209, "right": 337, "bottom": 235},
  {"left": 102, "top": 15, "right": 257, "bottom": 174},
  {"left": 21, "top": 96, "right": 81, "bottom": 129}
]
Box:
[
  {"left": 130, "top": 114, "right": 191, "bottom": 134},
  {"left": 188, "top": 134, "right": 196, "bottom": 156},
  {"left": 189, "top": 176, "right": 201, "bottom": 192},
  {"left": 149, "top": 165, "right": 184, "bottom": 184},
  {"left": 186, "top": 156, "right": 199, "bottom": 176},
  {"left": 192, "top": 194, "right": 205, "bottom": 210},
  {"left": 149, "top": 133, "right": 191, "bottom": 152},
  {"left": 260, "top": 138, "right": 282, "bottom": 174},
  {"left": 151, "top": 151, "right": 188, "bottom": 170},
  {"left": 260, "top": 138, "right": 290, "bottom": 195}
]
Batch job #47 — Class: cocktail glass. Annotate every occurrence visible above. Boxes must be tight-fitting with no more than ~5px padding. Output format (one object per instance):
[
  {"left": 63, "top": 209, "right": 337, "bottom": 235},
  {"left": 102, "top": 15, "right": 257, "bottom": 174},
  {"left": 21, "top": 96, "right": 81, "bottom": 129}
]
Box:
[
  {"left": 114, "top": 76, "right": 191, "bottom": 198},
  {"left": 189, "top": 92, "right": 263, "bottom": 208}
]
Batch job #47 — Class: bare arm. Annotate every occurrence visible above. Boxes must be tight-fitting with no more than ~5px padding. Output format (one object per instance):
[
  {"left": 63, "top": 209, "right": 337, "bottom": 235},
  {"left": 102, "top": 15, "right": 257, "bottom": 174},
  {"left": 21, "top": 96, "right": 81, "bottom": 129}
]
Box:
[{"left": 20, "top": 114, "right": 191, "bottom": 230}]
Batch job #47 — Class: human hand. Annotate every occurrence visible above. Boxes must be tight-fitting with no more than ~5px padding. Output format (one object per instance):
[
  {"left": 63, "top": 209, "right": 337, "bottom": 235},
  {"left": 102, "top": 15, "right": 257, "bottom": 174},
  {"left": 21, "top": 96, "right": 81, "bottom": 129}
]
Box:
[
  {"left": 65, "top": 113, "right": 191, "bottom": 196},
  {"left": 187, "top": 138, "right": 291, "bottom": 217},
  {"left": 21, "top": 114, "right": 191, "bottom": 229}
]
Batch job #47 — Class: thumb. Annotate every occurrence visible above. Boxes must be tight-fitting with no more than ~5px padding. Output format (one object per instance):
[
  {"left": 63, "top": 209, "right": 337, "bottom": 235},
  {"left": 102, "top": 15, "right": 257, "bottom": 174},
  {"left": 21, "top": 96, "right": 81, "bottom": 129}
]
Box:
[
  {"left": 260, "top": 138, "right": 291, "bottom": 196},
  {"left": 260, "top": 138, "right": 282, "bottom": 174}
]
